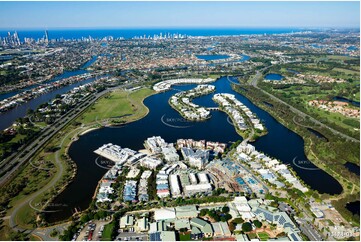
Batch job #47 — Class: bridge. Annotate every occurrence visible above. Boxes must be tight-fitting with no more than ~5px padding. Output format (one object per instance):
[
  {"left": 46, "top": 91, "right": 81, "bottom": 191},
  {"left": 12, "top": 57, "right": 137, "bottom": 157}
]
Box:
[{"left": 207, "top": 107, "right": 219, "bottom": 111}]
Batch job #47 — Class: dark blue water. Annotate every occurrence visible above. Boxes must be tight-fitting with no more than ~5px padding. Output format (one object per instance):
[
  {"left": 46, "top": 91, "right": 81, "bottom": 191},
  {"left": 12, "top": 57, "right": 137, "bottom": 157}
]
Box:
[
  {"left": 0, "top": 28, "right": 303, "bottom": 41},
  {"left": 240, "top": 54, "right": 250, "bottom": 62},
  {"left": 0, "top": 77, "right": 97, "bottom": 130},
  {"left": 346, "top": 201, "right": 360, "bottom": 215},
  {"left": 307, "top": 128, "right": 328, "bottom": 141},
  {"left": 265, "top": 73, "right": 284, "bottom": 81},
  {"left": 196, "top": 55, "right": 230, "bottom": 61},
  {"left": 311, "top": 44, "right": 323, "bottom": 49},
  {"left": 286, "top": 69, "right": 300, "bottom": 74},
  {"left": 344, "top": 162, "right": 360, "bottom": 176},
  {"left": 0, "top": 56, "right": 97, "bottom": 102},
  {"left": 333, "top": 96, "right": 360, "bottom": 107},
  {"left": 347, "top": 46, "right": 358, "bottom": 51},
  {"left": 46, "top": 76, "right": 342, "bottom": 223},
  {"left": 0, "top": 55, "right": 13, "bottom": 61}
]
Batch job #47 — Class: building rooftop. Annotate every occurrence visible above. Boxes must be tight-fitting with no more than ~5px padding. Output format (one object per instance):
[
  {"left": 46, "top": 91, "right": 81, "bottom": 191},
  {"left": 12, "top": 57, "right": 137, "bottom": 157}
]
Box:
[
  {"left": 175, "top": 205, "right": 198, "bottom": 218},
  {"left": 154, "top": 208, "right": 176, "bottom": 221}
]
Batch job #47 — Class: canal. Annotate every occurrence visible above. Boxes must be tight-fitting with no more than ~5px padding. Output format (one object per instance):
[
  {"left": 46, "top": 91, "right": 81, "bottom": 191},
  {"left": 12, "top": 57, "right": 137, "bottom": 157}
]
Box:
[{"left": 0, "top": 56, "right": 98, "bottom": 130}]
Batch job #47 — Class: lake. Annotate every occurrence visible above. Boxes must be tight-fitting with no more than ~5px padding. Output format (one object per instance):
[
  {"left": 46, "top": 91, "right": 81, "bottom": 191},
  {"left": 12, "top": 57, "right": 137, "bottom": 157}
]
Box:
[
  {"left": 265, "top": 73, "right": 284, "bottom": 81},
  {"left": 344, "top": 162, "right": 360, "bottom": 176},
  {"left": 333, "top": 96, "right": 360, "bottom": 107},
  {"left": 346, "top": 201, "right": 360, "bottom": 216},
  {"left": 196, "top": 55, "right": 230, "bottom": 61},
  {"left": 45, "top": 76, "right": 342, "bottom": 223}
]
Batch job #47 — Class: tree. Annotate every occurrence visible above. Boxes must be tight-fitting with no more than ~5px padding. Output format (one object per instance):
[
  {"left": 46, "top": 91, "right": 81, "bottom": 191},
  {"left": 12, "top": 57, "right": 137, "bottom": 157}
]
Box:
[
  {"left": 224, "top": 214, "right": 232, "bottom": 221},
  {"left": 27, "top": 109, "right": 34, "bottom": 116},
  {"left": 232, "top": 217, "right": 244, "bottom": 224},
  {"left": 253, "top": 220, "right": 262, "bottom": 228},
  {"left": 229, "top": 222, "right": 236, "bottom": 232},
  {"left": 242, "top": 222, "right": 253, "bottom": 232},
  {"left": 222, "top": 206, "right": 230, "bottom": 214},
  {"left": 80, "top": 214, "right": 90, "bottom": 223},
  {"left": 50, "top": 229, "right": 59, "bottom": 237},
  {"left": 200, "top": 209, "right": 209, "bottom": 216}
]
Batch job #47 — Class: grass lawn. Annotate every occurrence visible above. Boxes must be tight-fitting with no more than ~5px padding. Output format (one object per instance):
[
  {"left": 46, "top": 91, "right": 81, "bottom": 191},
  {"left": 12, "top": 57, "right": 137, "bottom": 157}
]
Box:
[
  {"left": 270, "top": 83, "right": 360, "bottom": 134},
  {"left": 179, "top": 233, "right": 191, "bottom": 241},
  {"left": 78, "top": 87, "right": 154, "bottom": 124},
  {"left": 326, "top": 55, "right": 358, "bottom": 61},
  {"left": 332, "top": 68, "right": 359, "bottom": 75},
  {"left": 79, "top": 89, "right": 133, "bottom": 124},
  {"left": 101, "top": 223, "right": 114, "bottom": 241},
  {"left": 257, "top": 232, "right": 270, "bottom": 241},
  {"left": 308, "top": 106, "right": 360, "bottom": 132},
  {"left": 354, "top": 92, "right": 360, "bottom": 101},
  {"left": 248, "top": 233, "right": 258, "bottom": 239},
  {"left": 0, "top": 87, "right": 156, "bottom": 238}
]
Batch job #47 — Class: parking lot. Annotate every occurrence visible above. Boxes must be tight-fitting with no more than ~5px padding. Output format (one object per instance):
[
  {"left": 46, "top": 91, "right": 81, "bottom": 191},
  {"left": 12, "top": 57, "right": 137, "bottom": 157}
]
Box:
[
  {"left": 115, "top": 232, "right": 148, "bottom": 241},
  {"left": 75, "top": 220, "right": 111, "bottom": 241}
]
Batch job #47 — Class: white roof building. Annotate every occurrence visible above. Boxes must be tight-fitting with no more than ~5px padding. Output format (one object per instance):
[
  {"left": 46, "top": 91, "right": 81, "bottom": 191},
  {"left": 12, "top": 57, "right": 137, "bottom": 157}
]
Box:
[{"left": 154, "top": 208, "right": 176, "bottom": 221}]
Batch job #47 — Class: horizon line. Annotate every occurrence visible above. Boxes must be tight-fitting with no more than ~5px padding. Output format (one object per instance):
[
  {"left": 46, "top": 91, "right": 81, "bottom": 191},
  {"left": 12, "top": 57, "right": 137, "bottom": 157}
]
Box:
[{"left": 0, "top": 26, "right": 359, "bottom": 31}]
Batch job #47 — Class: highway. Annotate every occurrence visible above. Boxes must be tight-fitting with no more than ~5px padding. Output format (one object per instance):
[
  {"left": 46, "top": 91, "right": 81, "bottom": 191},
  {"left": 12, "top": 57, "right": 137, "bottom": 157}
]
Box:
[
  {"left": 0, "top": 93, "right": 97, "bottom": 185},
  {"left": 0, "top": 81, "right": 139, "bottom": 186},
  {"left": 249, "top": 66, "right": 359, "bottom": 143}
]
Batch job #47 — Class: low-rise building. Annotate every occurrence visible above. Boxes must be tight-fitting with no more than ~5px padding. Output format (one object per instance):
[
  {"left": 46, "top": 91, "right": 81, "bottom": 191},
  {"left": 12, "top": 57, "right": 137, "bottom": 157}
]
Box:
[
  {"left": 175, "top": 205, "right": 198, "bottom": 219},
  {"left": 120, "top": 215, "right": 135, "bottom": 229},
  {"left": 154, "top": 208, "right": 176, "bottom": 221},
  {"left": 169, "top": 174, "right": 181, "bottom": 197},
  {"left": 184, "top": 183, "right": 213, "bottom": 196},
  {"left": 139, "top": 157, "right": 162, "bottom": 170},
  {"left": 190, "top": 217, "right": 214, "bottom": 238},
  {"left": 135, "top": 217, "right": 149, "bottom": 232},
  {"left": 212, "top": 222, "right": 232, "bottom": 237}
]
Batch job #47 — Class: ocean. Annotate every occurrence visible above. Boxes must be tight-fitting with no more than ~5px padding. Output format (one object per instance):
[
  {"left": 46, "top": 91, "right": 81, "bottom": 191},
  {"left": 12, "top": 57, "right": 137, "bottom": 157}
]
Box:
[{"left": 0, "top": 28, "right": 306, "bottom": 41}]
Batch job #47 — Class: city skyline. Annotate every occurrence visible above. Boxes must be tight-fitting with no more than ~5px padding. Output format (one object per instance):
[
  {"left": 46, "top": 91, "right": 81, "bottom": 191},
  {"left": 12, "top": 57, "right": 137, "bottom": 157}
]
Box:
[{"left": 0, "top": 1, "right": 359, "bottom": 29}]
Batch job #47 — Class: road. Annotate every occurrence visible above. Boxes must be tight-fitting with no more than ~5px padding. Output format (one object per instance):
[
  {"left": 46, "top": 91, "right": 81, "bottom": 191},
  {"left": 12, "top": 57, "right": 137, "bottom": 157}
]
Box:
[
  {"left": 2, "top": 81, "right": 150, "bottom": 240},
  {"left": 0, "top": 82, "right": 142, "bottom": 186},
  {"left": 8, "top": 126, "right": 82, "bottom": 231},
  {"left": 0, "top": 93, "right": 97, "bottom": 185},
  {"left": 249, "top": 66, "right": 359, "bottom": 143},
  {"left": 299, "top": 220, "right": 323, "bottom": 241},
  {"left": 32, "top": 222, "right": 71, "bottom": 241}
]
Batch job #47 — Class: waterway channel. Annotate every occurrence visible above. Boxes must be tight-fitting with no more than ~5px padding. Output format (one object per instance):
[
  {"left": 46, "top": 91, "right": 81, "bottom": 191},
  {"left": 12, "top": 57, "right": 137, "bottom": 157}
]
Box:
[
  {"left": 45, "top": 76, "right": 343, "bottom": 223},
  {"left": 0, "top": 56, "right": 98, "bottom": 130}
]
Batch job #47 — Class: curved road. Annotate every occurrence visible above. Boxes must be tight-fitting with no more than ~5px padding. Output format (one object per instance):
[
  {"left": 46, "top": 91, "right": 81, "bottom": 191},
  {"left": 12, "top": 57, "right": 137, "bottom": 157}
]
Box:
[
  {"left": 249, "top": 67, "right": 359, "bottom": 143},
  {"left": 8, "top": 126, "right": 82, "bottom": 232},
  {"left": 4, "top": 82, "right": 147, "bottom": 239}
]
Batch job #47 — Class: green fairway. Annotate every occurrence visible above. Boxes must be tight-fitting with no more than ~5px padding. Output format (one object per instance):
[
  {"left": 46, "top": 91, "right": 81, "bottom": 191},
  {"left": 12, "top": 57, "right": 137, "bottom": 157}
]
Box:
[
  {"left": 326, "top": 55, "right": 358, "bottom": 61},
  {"left": 79, "top": 90, "right": 132, "bottom": 123},
  {"left": 78, "top": 87, "right": 154, "bottom": 125},
  {"left": 332, "top": 68, "right": 359, "bottom": 75}
]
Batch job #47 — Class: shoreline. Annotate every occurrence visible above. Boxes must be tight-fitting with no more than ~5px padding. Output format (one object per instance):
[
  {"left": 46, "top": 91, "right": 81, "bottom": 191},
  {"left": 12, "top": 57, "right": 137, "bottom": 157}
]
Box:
[
  {"left": 43, "top": 88, "right": 156, "bottom": 224},
  {"left": 45, "top": 76, "right": 355, "bottom": 225},
  {"left": 232, "top": 85, "right": 360, "bottom": 199}
]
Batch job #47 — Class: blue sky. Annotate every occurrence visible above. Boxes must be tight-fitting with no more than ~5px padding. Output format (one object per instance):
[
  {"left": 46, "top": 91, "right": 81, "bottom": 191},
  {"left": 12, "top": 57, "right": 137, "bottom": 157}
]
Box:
[{"left": 0, "top": 1, "right": 359, "bottom": 29}]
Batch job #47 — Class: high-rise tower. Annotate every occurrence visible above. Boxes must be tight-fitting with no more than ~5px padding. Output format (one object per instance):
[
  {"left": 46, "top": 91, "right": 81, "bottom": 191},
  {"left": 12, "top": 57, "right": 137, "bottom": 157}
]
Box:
[{"left": 44, "top": 30, "right": 49, "bottom": 43}]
